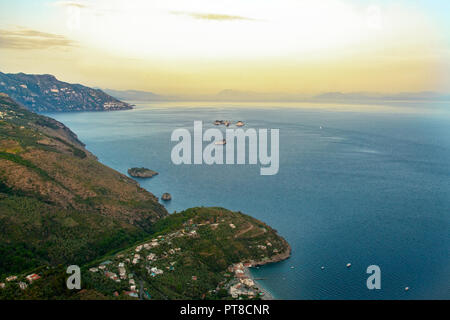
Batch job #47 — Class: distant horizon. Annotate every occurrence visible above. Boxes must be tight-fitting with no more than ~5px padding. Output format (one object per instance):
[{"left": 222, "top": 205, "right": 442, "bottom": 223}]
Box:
[
  {"left": 103, "top": 87, "right": 450, "bottom": 101},
  {"left": 3, "top": 69, "right": 450, "bottom": 103}
]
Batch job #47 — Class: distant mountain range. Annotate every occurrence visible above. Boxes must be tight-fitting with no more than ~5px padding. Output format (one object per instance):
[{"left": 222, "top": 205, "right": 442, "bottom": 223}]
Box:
[
  {"left": 1, "top": 71, "right": 448, "bottom": 110},
  {"left": 215, "top": 90, "right": 450, "bottom": 102},
  {"left": 0, "top": 72, "right": 132, "bottom": 112},
  {"left": 313, "top": 91, "right": 450, "bottom": 102},
  {"left": 102, "top": 88, "right": 167, "bottom": 101},
  {"left": 214, "top": 89, "right": 308, "bottom": 101},
  {"left": 102, "top": 88, "right": 450, "bottom": 103}
]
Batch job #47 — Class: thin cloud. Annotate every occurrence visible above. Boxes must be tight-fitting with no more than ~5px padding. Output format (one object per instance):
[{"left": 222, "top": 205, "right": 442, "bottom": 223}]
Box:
[
  {"left": 52, "top": 1, "right": 89, "bottom": 9},
  {"left": 0, "top": 27, "right": 76, "bottom": 50},
  {"left": 171, "top": 11, "right": 258, "bottom": 22},
  {"left": 51, "top": 1, "right": 116, "bottom": 16}
]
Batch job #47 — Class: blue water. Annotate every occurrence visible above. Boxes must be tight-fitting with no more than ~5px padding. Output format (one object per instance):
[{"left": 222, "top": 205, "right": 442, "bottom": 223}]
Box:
[{"left": 46, "top": 101, "right": 450, "bottom": 300}]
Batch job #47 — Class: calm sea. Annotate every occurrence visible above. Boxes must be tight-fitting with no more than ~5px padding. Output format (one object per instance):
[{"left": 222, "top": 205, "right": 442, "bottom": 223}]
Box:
[{"left": 46, "top": 101, "right": 450, "bottom": 300}]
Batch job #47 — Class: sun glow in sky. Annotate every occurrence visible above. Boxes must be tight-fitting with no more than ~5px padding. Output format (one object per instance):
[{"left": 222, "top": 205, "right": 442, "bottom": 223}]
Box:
[{"left": 0, "top": 0, "right": 449, "bottom": 96}]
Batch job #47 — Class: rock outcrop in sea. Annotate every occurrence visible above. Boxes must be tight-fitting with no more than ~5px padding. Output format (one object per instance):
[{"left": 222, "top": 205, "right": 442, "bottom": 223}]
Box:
[
  {"left": 161, "top": 193, "right": 172, "bottom": 201},
  {"left": 128, "top": 168, "right": 159, "bottom": 178}
]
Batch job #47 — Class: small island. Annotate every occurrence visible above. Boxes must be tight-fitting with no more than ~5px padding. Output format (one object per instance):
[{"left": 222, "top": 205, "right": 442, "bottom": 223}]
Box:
[
  {"left": 128, "top": 167, "right": 159, "bottom": 178},
  {"left": 161, "top": 193, "right": 172, "bottom": 201}
]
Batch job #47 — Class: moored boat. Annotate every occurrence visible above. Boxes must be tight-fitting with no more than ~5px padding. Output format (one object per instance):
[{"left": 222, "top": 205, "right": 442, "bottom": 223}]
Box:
[{"left": 215, "top": 139, "right": 227, "bottom": 145}]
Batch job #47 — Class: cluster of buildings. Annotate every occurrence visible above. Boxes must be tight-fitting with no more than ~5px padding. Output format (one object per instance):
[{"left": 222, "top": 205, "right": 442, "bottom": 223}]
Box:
[
  {"left": 214, "top": 120, "right": 231, "bottom": 126},
  {"left": 45, "top": 87, "right": 75, "bottom": 95},
  {"left": 83, "top": 216, "right": 276, "bottom": 300},
  {"left": 0, "top": 273, "right": 41, "bottom": 291},
  {"left": 90, "top": 259, "right": 137, "bottom": 296},
  {"left": 26, "top": 274, "right": 41, "bottom": 283},
  {"left": 227, "top": 263, "right": 261, "bottom": 299},
  {"left": 213, "top": 120, "right": 245, "bottom": 127},
  {"left": 0, "top": 110, "right": 17, "bottom": 120},
  {"left": 88, "top": 233, "right": 186, "bottom": 297},
  {"left": 103, "top": 102, "right": 127, "bottom": 110}
]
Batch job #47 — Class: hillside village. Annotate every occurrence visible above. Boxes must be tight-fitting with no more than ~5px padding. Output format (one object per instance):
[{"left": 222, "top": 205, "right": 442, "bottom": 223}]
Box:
[
  {"left": 0, "top": 72, "right": 132, "bottom": 112},
  {"left": 84, "top": 213, "right": 288, "bottom": 300},
  {"left": 0, "top": 207, "right": 290, "bottom": 300}
]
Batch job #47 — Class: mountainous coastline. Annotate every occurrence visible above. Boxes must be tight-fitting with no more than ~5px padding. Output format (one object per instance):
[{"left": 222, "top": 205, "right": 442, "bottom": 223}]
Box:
[
  {"left": 0, "top": 207, "right": 291, "bottom": 300},
  {"left": 0, "top": 72, "right": 133, "bottom": 112},
  {"left": 0, "top": 93, "right": 290, "bottom": 300}
]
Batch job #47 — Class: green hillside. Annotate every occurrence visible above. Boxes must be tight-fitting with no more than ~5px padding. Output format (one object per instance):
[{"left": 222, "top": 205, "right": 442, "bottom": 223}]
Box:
[
  {"left": 1, "top": 207, "right": 290, "bottom": 300},
  {"left": 0, "top": 93, "right": 167, "bottom": 277}
]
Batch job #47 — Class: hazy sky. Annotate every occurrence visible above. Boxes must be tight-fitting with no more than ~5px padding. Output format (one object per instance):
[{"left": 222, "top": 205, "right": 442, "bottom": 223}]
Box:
[{"left": 0, "top": 0, "right": 449, "bottom": 95}]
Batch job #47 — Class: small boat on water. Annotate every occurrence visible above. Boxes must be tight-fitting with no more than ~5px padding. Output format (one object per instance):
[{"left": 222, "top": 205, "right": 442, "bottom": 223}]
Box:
[
  {"left": 224, "top": 121, "right": 231, "bottom": 127},
  {"left": 236, "top": 121, "right": 245, "bottom": 127},
  {"left": 346, "top": 263, "right": 352, "bottom": 268},
  {"left": 215, "top": 139, "right": 227, "bottom": 145}
]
